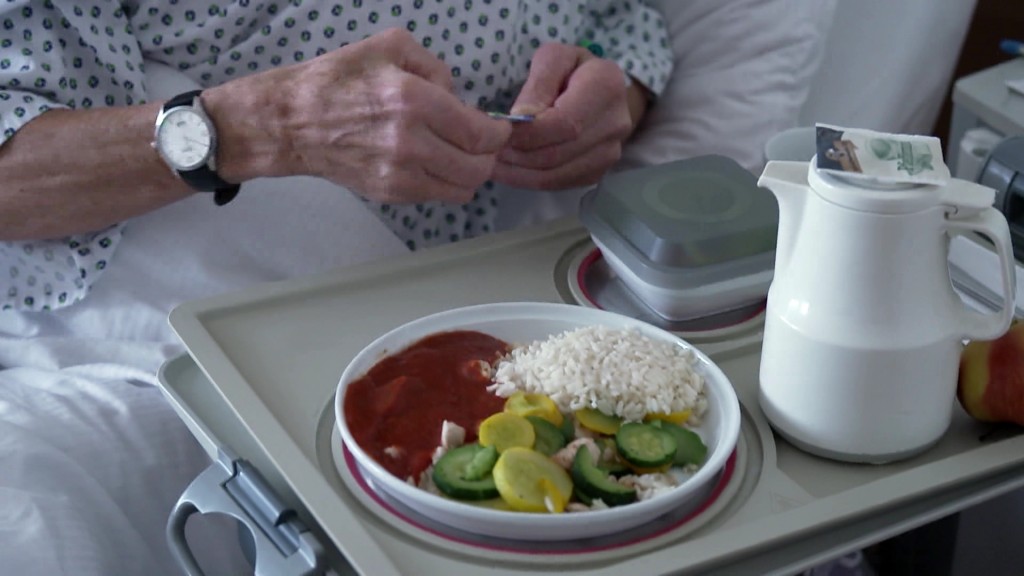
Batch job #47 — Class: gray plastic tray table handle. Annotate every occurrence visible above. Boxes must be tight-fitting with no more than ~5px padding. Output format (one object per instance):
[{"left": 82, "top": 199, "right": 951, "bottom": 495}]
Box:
[{"left": 168, "top": 448, "right": 328, "bottom": 576}]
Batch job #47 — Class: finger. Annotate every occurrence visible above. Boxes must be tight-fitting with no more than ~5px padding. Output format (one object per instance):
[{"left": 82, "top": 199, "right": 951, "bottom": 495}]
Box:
[
  {"left": 363, "top": 67, "right": 510, "bottom": 155},
  {"left": 499, "top": 138, "right": 594, "bottom": 171},
  {"left": 377, "top": 28, "right": 453, "bottom": 90},
  {"left": 418, "top": 90, "right": 513, "bottom": 154},
  {"left": 492, "top": 143, "right": 622, "bottom": 191},
  {"left": 413, "top": 130, "right": 500, "bottom": 191},
  {"left": 418, "top": 168, "right": 478, "bottom": 204},
  {"left": 510, "top": 43, "right": 590, "bottom": 116},
  {"left": 499, "top": 115, "right": 629, "bottom": 170},
  {"left": 367, "top": 154, "right": 477, "bottom": 204},
  {"left": 372, "top": 126, "right": 498, "bottom": 203},
  {"left": 382, "top": 170, "right": 476, "bottom": 204},
  {"left": 547, "top": 57, "right": 627, "bottom": 133},
  {"left": 507, "top": 59, "right": 626, "bottom": 151},
  {"left": 503, "top": 112, "right": 580, "bottom": 151}
]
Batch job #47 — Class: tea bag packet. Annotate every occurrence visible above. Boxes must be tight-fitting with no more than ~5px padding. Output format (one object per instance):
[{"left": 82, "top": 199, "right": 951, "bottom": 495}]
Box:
[{"left": 814, "top": 123, "right": 951, "bottom": 186}]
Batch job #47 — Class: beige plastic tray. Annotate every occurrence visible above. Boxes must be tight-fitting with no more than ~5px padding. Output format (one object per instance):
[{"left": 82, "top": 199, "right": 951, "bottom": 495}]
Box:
[{"left": 161, "top": 218, "right": 1024, "bottom": 575}]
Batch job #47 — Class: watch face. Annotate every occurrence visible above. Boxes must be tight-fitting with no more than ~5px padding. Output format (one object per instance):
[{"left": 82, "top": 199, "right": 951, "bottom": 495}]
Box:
[{"left": 156, "top": 108, "right": 213, "bottom": 171}]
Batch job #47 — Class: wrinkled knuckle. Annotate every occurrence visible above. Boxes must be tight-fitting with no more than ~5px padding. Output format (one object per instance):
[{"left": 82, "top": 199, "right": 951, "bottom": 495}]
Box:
[
  {"left": 563, "top": 118, "right": 584, "bottom": 141},
  {"left": 390, "top": 137, "right": 420, "bottom": 167},
  {"left": 374, "top": 83, "right": 404, "bottom": 116},
  {"left": 374, "top": 120, "right": 401, "bottom": 153},
  {"left": 390, "top": 75, "right": 421, "bottom": 105},
  {"left": 380, "top": 27, "right": 416, "bottom": 48}
]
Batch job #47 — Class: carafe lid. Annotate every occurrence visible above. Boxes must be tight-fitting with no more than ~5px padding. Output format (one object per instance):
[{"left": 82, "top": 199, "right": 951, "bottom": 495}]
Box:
[
  {"left": 809, "top": 160, "right": 950, "bottom": 214},
  {"left": 809, "top": 123, "right": 962, "bottom": 213}
]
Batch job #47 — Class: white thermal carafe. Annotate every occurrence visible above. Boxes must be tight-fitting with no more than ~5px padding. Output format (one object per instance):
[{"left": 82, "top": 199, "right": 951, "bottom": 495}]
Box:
[{"left": 757, "top": 160, "right": 1016, "bottom": 463}]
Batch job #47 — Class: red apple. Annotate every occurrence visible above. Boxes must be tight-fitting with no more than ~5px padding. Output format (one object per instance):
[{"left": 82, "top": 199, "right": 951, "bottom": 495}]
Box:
[{"left": 957, "top": 321, "right": 1024, "bottom": 424}]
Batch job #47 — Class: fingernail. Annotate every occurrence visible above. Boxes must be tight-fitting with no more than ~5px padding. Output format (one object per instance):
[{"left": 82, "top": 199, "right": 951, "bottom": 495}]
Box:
[{"left": 510, "top": 103, "right": 546, "bottom": 116}]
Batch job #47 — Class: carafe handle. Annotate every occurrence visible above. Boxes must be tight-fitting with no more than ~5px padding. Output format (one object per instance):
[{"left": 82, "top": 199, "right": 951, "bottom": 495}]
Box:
[{"left": 946, "top": 207, "right": 1016, "bottom": 341}]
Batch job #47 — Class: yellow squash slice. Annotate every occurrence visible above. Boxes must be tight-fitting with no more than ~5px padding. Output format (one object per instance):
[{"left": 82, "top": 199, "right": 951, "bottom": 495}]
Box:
[
  {"left": 503, "top": 392, "right": 564, "bottom": 427},
  {"left": 645, "top": 409, "right": 692, "bottom": 425},
  {"left": 478, "top": 412, "right": 535, "bottom": 453},
  {"left": 538, "top": 477, "right": 567, "bottom": 513},
  {"left": 492, "top": 447, "right": 573, "bottom": 513},
  {"left": 575, "top": 407, "right": 623, "bottom": 435}
]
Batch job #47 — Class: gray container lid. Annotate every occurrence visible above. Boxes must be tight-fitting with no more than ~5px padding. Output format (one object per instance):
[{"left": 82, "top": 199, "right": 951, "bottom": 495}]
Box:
[{"left": 579, "top": 155, "right": 778, "bottom": 289}]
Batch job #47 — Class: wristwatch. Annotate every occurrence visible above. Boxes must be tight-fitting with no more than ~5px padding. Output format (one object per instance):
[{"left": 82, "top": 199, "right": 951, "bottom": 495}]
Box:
[{"left": 152, "top": 90, "right": 240, "bottom": 206}]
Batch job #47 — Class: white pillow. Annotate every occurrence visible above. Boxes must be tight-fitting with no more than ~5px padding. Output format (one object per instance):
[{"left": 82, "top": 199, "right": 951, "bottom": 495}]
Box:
[
  {"left": 797, "top": 0, "right": 975, "bottom": 137},
  {"left": 622, "top": 0, "right": 838, "bottom": 173}
]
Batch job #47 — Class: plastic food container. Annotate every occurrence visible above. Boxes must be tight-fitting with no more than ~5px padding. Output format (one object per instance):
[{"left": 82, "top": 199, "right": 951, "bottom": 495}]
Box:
[{"left": 578, "top": 155, "right": 778, "bottom": 321}]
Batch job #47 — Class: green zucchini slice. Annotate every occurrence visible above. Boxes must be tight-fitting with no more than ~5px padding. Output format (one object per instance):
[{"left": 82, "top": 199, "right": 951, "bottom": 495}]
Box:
[
  {"left": 432, "top": 443, "right": 500, "bottom": 500},
  {"left": 571, "top": 445, "right": 637, "bottom": 506},
  {"left": 655, "top": 421, "right": 708, "bottom": 466},
  {"left": 526, "top": 415, "right": 567, "bottom": 456},
  {"left": 614, "top": 422, "right": 677, "bottom": 468}
]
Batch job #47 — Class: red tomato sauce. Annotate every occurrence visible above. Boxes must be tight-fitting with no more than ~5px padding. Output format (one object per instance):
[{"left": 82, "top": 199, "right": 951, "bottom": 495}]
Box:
[{"left": 343, "top": 330, "right": 510, "bottom": 481}]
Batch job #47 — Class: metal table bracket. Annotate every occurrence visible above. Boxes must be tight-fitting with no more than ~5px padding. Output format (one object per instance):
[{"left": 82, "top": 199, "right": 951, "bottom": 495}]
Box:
[{"left": 167, "top": 447, "right": 330, "bottom": 576}]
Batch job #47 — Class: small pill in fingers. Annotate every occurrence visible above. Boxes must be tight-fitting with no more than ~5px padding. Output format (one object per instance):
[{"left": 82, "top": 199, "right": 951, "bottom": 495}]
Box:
[{"left": 486, "top": 111, "right": 536, "bottom": 123}]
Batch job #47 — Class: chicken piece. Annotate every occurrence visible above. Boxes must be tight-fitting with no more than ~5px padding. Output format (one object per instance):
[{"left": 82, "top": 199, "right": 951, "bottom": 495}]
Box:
[
  {"left": 430, "top": 445, "right": 447, "bottom": 465},
  {"left": 416, "top": 465, "right": 442, "bottom": 496},
  {"left": 440, "top": 420, "right": 466, "bottom": 450},
  {"left": 428, "top": 420, "right": 468, "bottom": 466},
  {"left": 550, "top": 437, "right": 601, "bottom": 470},
  {"left": 617, "top": 473, "right": 679, "bottom": 501}
]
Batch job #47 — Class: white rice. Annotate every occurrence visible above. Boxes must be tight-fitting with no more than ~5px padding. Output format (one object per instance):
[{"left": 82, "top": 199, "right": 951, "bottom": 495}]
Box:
[{"left": 487, "top": 325, "right": 707, "bottom": 423}]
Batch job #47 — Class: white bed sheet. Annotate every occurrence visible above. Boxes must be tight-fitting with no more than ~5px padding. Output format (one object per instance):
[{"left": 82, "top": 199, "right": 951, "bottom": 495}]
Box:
[{"left": 0, "top": 365, "right": 253, "bottom": 575}]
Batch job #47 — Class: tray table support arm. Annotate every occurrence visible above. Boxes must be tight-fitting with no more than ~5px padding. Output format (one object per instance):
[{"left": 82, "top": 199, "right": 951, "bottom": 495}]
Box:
[{"left": 167, "top": 447, "right": 330, "bottom": 576}]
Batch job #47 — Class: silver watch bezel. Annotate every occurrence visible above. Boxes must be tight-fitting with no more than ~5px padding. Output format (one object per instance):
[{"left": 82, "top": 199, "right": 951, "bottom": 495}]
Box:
[{"left": 152, "top": 95, "right": 219, "bottom": 173}]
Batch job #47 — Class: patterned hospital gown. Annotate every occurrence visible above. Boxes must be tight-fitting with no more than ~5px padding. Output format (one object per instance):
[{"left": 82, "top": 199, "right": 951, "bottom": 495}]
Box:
[{"left": 0, "top": 0, "right": 672, "bottom": 311}]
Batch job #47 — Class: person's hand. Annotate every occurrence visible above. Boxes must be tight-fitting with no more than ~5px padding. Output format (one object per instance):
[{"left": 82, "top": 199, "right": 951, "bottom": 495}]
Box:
[
  {"left": 225, "top": 29, "right": 512, "bottom": 205},
  {"left": 491, "top": 43, "right": 635, "bottom": 191}
]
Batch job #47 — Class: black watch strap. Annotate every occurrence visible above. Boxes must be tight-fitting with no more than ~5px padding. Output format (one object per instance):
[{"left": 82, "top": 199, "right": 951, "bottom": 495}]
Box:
[
  {"left": 163, "top": 89, "right": 202, "bottom": 110},
  {"left": 163, "top": 90, "right": 241, "bottom": 206},
  {"left": 179, "top": 166, "right": 241, "bottom": 206}
]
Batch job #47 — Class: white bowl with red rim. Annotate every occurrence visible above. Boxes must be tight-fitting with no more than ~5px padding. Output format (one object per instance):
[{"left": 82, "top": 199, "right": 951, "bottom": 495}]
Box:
[{"left": 333, "top": 302, "right": 741, "bottom": 541}]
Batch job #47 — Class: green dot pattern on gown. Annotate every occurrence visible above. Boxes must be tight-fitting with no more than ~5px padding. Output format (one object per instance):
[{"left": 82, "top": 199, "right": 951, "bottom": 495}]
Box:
[{"left": 0, "top": 0, "right": 672, "bottom": 311}]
